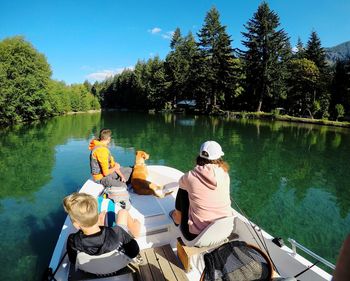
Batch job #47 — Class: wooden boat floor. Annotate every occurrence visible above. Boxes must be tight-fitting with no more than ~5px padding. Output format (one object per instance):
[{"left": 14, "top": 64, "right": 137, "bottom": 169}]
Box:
[{"left": 134, "top": 244, "right": 188, "bottom": 281}]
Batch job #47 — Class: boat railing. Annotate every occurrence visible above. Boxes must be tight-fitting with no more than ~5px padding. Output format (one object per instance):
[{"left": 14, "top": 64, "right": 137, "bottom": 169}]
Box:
[{"left": 288, "top": 238, "right": 335, "bottom": 270}]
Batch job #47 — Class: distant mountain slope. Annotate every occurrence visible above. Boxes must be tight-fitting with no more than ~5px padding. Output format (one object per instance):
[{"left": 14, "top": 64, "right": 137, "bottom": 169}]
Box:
[{"left": 325, "top": 41, "right": 350, "bottom": 64}]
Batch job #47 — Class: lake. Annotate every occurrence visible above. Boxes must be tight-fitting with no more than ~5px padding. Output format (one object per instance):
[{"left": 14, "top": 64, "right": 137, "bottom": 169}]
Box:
[{"left": 0, "top": 111, "right": 349, "bottom": 280}]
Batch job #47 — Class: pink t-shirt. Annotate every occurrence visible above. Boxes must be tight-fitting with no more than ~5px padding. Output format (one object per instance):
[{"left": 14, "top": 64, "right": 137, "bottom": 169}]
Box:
[{"left": 179, "top": 164, "right": 232, "bottom": 235}]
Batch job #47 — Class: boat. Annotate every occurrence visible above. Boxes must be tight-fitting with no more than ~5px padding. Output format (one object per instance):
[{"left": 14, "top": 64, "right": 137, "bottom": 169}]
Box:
[{"left": 47, "top": 165, "right": 334, "bottom": 280}]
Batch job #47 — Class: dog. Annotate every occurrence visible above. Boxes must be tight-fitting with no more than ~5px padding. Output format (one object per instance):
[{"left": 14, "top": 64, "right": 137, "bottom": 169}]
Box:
[{"left": 131, "top": 150, "right": 172, "bottom": 198}]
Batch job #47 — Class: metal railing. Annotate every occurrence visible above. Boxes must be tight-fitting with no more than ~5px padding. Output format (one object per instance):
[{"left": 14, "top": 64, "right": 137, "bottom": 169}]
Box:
[{"left": 288, "top": 238, "right": 335, "bottom": 270}]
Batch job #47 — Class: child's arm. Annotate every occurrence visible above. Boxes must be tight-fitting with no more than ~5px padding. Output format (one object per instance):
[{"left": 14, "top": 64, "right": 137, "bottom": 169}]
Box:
[
  {"left": 112, "top": 225, "right": 140, "bottom": 258},
  {"left": 66, "top": 234, "right": 78, "bottom": 264},
  {"left": 122, "top": 239, "right": 140, "bottom": 258},
  {"left": 113, "top": 164, "right": 126, "bottom": 182}
]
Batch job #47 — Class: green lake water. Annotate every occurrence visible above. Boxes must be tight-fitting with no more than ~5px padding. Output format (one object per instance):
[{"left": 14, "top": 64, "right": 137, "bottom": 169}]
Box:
[{"left": 0, "top": 111, "right": 349, "bottom": 280}]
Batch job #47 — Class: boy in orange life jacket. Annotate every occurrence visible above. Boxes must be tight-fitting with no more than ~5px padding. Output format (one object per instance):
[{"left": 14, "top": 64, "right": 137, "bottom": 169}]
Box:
[{"left": 89, "top": 129, "right": 132, "bottom": 188}]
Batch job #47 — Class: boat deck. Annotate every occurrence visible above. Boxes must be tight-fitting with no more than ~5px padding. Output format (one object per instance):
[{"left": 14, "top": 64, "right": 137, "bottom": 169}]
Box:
[{"left": 135, "top": 244, "right": 188, "bottom": 281}]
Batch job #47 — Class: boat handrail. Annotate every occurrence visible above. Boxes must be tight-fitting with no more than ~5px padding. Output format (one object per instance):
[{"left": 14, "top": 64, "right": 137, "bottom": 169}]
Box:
[{"left": 288, "top": 238, "right": 335, "bottom": 270}]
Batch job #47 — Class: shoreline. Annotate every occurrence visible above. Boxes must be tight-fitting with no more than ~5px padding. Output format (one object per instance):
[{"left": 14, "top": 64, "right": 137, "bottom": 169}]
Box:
[
  {"left": 65, "top": 109, "right": 101, "bottom": 115},
  {"left": 223, "top": 111, "right": 350, "bottom": 128},
  {"left": 2, "top": 108, "right": 350, "bottom": 129}
]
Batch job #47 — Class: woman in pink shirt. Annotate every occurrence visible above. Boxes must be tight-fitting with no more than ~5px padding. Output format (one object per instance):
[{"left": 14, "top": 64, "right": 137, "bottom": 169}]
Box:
[{"left": 170, "top": 141, "right": 232, "bottom": 241}]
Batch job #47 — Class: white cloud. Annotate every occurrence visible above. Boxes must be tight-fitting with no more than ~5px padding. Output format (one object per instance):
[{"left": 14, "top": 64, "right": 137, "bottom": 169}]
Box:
[
  {"left": 162, "top": 31, "right": 174, "bottom": 40},
  {"left": 148, "top": 27, "right": 162, "bottom": 34},
  {"left": 292, "top": 46, "right": 298, "bottom": 53},
  {"left": 86, "top": 66, "right": 134, "bottom": 82}
]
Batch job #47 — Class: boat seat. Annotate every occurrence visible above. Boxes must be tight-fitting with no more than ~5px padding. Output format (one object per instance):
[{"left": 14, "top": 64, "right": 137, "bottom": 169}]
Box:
[
  {"left": 73, "top": 250, "right": 131, "bottom": 276},
  {"left": 179, "top": 215, "right": 236, "bottom": 247},
  {"left": 68, "top": 263, "right": 138, "bottom": 281}
]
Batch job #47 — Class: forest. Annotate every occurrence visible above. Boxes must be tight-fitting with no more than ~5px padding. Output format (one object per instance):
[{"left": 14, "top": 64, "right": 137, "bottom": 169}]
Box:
[{"left": 1, "top": 2, "right": 349, "bottom": 126}]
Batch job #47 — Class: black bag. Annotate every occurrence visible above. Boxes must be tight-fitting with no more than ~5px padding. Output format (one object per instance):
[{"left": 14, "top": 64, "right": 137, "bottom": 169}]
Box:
[{"left": 202, "top": 241, "right": 272, "bottom": 281}]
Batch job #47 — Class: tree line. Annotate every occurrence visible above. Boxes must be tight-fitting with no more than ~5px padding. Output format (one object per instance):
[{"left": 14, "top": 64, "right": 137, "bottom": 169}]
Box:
[
  {"left": 1, "top": 2, "right": 350, "bottom": 126},
  {"left": 0, "top": 36, "right": 100, "bottom": 126},
  {"left": 94, "top": 2, "right": 350, "bottom": 121}
]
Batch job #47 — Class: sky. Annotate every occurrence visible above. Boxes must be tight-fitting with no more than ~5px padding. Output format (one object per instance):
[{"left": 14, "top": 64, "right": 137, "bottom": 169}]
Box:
[{"left": 1, "top": 0, "right": 349, "bottom": 84}]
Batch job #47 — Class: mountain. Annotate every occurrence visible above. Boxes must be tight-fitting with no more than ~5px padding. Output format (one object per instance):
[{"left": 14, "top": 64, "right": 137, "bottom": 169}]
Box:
[{"left": 325, "top": 41, "right": 350, "bottom": 64}]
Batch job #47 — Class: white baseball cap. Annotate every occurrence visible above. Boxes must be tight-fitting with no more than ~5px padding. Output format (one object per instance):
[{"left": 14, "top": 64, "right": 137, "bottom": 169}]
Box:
[{"left": 199, "top": 141, "right": 224, "bottom": 160}]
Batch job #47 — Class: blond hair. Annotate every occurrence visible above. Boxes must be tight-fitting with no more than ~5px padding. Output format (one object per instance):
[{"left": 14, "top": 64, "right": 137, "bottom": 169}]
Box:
[{"left": 63, "top": 192, "right": 98, "bottom": 227}]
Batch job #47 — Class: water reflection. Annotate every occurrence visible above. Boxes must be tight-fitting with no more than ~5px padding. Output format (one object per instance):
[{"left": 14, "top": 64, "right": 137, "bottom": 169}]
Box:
[{"left": 0, "top": 111, "right": 349, "bottom": 280}]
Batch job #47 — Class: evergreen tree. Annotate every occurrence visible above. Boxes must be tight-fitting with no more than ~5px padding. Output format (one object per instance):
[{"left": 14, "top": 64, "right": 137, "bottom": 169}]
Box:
[
  {"left": 305, "top": 31, "right": 331, "bottom": 118},
  {"left": 294, "top": 37, "right": 305, "bottom": 59},
  {"left": 197, "top": 7, "right": 236, "bottom": 110},
  {"left": 165, "top": 31, "right": 199, "bottom": 105},
  {"left": 170, "top": 27, "right": 182, "bottom": 50},
  {"left": 240, "top": 2, "right": 291, "bottom": 112},
  {"left": 305, "top": 31, "right": 327, "bottom": 71}
]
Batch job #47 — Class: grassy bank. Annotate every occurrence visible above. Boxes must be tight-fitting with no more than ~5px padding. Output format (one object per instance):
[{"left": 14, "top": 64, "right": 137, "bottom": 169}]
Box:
[{"left": 225, "top": 111, "right": 350, "bottom": 128}]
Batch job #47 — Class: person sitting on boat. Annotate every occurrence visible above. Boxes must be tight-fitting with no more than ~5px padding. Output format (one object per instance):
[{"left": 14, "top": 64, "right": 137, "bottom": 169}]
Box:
[
  {"left": 89, "top": 128, "right": 132, "bottom": 188},
  {"left": 63, "top": 192, "right": 140, "bottom": 266},
  {"left": 170, "top": 140, "right": 232, "bottom": 241}
]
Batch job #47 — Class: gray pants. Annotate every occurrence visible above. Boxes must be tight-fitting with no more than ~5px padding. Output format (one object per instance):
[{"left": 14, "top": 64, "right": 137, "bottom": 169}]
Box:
[{"left": 99, "top": 167, "right": 132, "bottom": 188}]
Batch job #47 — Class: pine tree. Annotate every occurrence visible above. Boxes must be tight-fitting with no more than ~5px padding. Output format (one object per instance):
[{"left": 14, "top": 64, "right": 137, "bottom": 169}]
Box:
[
  {"left": 305, "top": 31, "right": 327, "bottom": 71},
  {"left": 170, "top": 27, "right": 182, "bottom": 50},
  {"left": 294, "top": 37, "right": 305, "bottom": 59},
  {"left": 305, "top": 31, "right": 331, "bottom": 118},
  {"left": 165, "top": 31, "right": 199, "bottom": 105},
  {"left": 240, "top": 1, "right": 291, "bottom": 112},
  {"left": 196, "top": 7, "right": 236, "bottom": 111}
]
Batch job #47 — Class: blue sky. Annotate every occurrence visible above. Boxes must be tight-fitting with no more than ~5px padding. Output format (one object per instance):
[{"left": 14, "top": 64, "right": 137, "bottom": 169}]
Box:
[{"left": 1, "top": 0, "right": 349, "bottom": 84}]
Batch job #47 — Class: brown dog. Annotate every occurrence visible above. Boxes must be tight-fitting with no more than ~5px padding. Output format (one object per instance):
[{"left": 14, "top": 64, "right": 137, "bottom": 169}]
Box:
[{"left": 131, "top": 151, "right": 171, "bottom": 197}]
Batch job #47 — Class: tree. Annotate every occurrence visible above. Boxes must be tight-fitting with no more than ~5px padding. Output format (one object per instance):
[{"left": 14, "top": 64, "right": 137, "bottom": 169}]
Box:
[
  {"left": 165, "top": 31, "right": 199, "bottom": 105},
  {"left": 330, "top": 58, "right": 350, "bottom": 119},
  {"left": 305, "top": 31, "right": 331, "bottom": 118},
  {"left": 305, "top": 31, "right": 327, "bottom": 71},
  {"left": 294, "top": 37, "right": 305, "bottom": 59},
  {"left": 286, "top": 58, "right": 320, "bottom": 117},
  {"left": 0, "top": 36, "right": 52, "bottom": 125},
  {"left": 197, "top": 7, "right": 237, "bottom": 110},
  {"left": 170, "top": 27, "right": 182, "bottom": 50},
  {"left": 240, "top": 1, "right": 291, "bottom": 112},
  {"left": 335, "top": 104, "right": 345, "bottom": 121}
]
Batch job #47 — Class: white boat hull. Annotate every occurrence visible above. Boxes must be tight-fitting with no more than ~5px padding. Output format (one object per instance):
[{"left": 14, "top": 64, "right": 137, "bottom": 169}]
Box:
[{"left": 48, "top": 165, "right": 332, "bottom": 281}]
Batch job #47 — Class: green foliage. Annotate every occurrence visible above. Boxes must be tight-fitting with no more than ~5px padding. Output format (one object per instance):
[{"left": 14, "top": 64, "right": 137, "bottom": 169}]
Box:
[
  {"left": 294, "top": 37, "right": 305, "bottom": 59},
  {"left": 165, "top": 31, "right": 199, "bottom": 105},
  {"left": 335, "top": 104, "right": 345, "bottom": 120},
  {"left": 330, "top": 58, "right": 350, "bottom": 119},
  {"left": 240, "top": 1, "right": 291, "bottom": 112},
  {"left": 305, "top": 31, "right": 327, "bottom": 71},
  {"left": 2, "top": 8, "right": 346, "bottom": 123},
  {"left": 0, "top": 36, "right": 52, "bottom": 125},
  {"left": 0, "top": 37, "right": 100, "bottom": 126},
  {"left": 287, "top": 58, "right": 320, "bottom": 116},
  {"left": 196, "top": 7, "right": 238, "bottom": 110}
]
